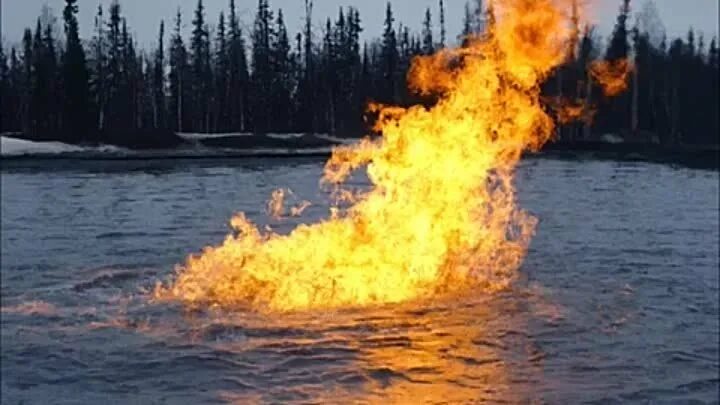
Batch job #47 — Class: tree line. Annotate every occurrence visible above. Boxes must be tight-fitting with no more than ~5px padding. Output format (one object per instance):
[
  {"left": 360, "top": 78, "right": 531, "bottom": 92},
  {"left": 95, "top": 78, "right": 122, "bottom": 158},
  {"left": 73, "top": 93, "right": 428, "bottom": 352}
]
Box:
[{"left": 0, "top": 0, "right": 717, "bottom": 148}]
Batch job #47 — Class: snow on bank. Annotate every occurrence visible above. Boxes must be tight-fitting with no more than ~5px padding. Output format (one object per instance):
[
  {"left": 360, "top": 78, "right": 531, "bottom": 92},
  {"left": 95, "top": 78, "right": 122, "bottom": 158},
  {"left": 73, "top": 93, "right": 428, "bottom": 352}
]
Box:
[
  {"left": 315, "top": 134, "right": 360, "bottom": 145},
  {"left": 1, "top": 133, "right": 359, "bottom": 159},
  {"left": 178, "top": 132, "right": 360, "bottom": 144},
  {"left": 176, "top": 132, "right": 255, "bottom": 141},
  {"left": 1, "top": 136, "right": 125, "bottom": 157}
]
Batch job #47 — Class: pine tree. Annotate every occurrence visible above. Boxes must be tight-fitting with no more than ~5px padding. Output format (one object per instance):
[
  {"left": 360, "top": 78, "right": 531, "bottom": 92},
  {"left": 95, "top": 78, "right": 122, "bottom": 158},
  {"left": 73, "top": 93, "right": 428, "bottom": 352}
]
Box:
[
  {"left": 600, "top": 0, "right": 632, "bottom": 135},
  {"left": 191, "top": 0, "right": 212, "bottom": 131},
  {"left": 606, "top": 0, "right": 631, "bottom": 61},
  {"left": 104, "top": 1, "right": 123, "bottom": 132},
  {"left": 709, "top": 37, "right": 719, "bottom": 69},
  {"left": 296, "top": 0, "right": 316, "bottom": 133},
  {"left": 30, "top": 18, "right": 56, "bottom": 138},
  {"left": 381, "top": 2, "right": 398, "bottom": 103},
  {"left": 21, "top": 28, "right": 34, "bottom": 134},
  {"left": 439, "top": 0, "right": 446, "bottom": 49},
  {"left": 228, "top": 0, "right": 250, "bottom": 131},
  {"left": 460, "top": 2, "right": 473, "bottom": 45},
  {"left": 213, "top": 12, "right": 228, "bottom": 132},
  {"left": 152, "top": 20, "right": 166, "bottom": 129},
  {"left": 251, "top": 0, "right": 275, "bottom": 132},
  {"left": 422, "top": 8, "right": 434, "bottom": 55},
  {"left": 61, "top": 0, "right": 90, "bottom": 141},
  {"left": 708, "top": 37, "right": 719, "bottom": 145},
  {"left": 7, "top": 47, "right": 24, "bottom": 131},
  {"left": 120, "top": 18, "right": 140, "bottom": 129},
  {"left": 272, "top": 9, "right": 293, "bottom": 132},
  {"left": 169, "top": 8, "right": 189, "bottom": 132},
  {"left": 474, "top": 0, "right": 485, "bottom": 34},
  {"left": 0, "top": 45, "right": 9, "bottom": 132},
  {"left": 89, "top": 5, "right": 107, "bottom": 131}
]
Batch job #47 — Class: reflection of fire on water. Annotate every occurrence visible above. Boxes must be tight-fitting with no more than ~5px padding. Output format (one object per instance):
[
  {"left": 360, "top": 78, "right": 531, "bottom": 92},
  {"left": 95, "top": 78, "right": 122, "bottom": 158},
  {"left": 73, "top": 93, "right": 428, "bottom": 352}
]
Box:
[
  {"left": 209, "top": 296, "right": 545, "bottom": 404},
  {"left": 154, "top": 0, "right": 629, "bottom": 312}
]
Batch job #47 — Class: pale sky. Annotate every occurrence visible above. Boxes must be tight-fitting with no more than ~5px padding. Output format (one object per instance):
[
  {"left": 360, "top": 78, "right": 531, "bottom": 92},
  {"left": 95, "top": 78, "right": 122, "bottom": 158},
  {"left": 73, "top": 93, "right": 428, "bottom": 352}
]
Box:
[{"left": 2, "top": 0, "right": 718, "bottom": 50}]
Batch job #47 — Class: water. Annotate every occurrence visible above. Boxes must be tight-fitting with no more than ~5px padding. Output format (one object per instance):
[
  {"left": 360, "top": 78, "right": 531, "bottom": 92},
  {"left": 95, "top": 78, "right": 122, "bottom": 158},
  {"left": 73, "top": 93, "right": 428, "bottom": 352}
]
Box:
[{"left": 1, "top": 157, "right": 718, "bottom": 404}]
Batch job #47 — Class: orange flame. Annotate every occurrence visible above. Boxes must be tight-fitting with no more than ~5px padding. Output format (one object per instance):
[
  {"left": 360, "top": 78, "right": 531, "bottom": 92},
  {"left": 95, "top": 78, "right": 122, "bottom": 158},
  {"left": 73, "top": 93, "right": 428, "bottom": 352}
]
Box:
[
  {"left": 589, "top": 58, "right": 633, "bottom": 97},
  {"left": 155, "top": 0, "right": 621, "bottom": 312},
  {"left": 266, "top": 189, "right": 286, "bottom": 220},
  {"left": 548, "top": 97, "right": 598, "bottom": 125}
]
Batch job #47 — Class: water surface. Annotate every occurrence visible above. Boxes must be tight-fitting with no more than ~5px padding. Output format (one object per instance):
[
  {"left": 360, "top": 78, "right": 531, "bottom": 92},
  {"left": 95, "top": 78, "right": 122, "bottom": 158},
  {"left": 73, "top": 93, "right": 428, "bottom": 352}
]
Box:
[{"left": 2, "top": 157, "right": 718, "bottom": 403}]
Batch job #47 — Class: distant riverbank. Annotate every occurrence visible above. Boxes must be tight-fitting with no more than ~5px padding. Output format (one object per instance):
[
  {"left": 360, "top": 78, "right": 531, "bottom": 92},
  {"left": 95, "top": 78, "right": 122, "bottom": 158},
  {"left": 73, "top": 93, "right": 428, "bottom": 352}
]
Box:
[{"left": 2, "top": 132, "right": 717, "bottom": 170}]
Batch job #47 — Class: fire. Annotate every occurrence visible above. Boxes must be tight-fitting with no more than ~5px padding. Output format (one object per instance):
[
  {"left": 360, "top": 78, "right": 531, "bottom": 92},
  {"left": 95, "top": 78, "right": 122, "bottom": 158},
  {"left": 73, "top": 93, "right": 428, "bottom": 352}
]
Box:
[
  {"left": 589, "top": 59, "right": 633, "bottom": 97},
  {"left": 155, "top": 0, "right": 623, "bottom": 312}
]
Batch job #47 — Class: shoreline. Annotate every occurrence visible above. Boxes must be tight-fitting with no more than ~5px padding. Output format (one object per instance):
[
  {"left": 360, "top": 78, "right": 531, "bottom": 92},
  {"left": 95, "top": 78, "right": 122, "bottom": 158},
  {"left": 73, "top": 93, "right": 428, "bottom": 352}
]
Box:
[{"left": 1, "top": 133, "right": 718, "bottom": 170}]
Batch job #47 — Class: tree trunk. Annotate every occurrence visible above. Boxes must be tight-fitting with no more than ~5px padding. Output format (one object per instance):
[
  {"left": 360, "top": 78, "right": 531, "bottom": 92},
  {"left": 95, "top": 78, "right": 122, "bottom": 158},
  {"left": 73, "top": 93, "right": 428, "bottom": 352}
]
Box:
[
  {"left": 177, "top": 76, "right": 183, "bottom": 132},
  {"left": 583, "top": 74, "right": 593, "bottom": 140},
  {"left": 631, "top": 60, "right": 639, "bottom": 133}
]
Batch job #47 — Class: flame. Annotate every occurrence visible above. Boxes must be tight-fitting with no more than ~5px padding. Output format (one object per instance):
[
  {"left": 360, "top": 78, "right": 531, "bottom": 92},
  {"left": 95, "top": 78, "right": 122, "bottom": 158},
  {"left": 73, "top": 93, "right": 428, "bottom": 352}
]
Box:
[
  {"left": 267, "top": 189, "right": 312, "bottom": 219},
  {"left": 589, "top": 59, "right": 633, "bottom": 97},
  {"left": 155, "top": 0, "right": 625, "bottom": 312},
  {"left": 548, "top": 97, "right": 597, "bottom": 125},
  {"left": 266, "top": 189, "right": 286, "bottom": 220}
]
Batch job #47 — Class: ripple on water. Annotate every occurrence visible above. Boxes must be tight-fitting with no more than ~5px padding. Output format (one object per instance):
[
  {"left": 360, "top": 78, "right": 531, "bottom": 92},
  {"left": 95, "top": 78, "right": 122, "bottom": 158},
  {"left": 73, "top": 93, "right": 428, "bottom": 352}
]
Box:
[{"left": 1, "top": 158, "right": 718, "bottom": 403}]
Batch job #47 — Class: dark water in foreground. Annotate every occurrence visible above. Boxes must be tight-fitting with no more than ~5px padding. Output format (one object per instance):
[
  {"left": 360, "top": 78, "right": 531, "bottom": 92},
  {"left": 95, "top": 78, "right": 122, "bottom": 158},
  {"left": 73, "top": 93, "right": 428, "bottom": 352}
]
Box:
[{"left": 1, "top": 157, "right": 718, "bottom": 404}]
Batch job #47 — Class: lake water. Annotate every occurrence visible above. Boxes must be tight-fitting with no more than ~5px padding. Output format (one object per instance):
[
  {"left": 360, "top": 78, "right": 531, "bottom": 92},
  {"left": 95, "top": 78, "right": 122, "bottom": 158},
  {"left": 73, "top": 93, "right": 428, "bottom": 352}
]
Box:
[{"left": 1, "top": 157, "right": 718, "bottom": 404}]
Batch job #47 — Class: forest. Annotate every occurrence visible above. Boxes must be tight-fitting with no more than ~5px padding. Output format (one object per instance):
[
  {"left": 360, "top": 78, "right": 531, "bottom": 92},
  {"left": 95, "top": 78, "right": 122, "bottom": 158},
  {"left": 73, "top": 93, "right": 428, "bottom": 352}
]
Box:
[{"left": 0, "top": 0, "right": 718, "bottom": 149}]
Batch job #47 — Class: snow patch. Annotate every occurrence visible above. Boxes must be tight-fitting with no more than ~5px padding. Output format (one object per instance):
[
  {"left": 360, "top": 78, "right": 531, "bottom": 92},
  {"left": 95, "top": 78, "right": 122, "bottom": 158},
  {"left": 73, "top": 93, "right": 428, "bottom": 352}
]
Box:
[
  {"left": 1, "top": 136, "right": 125, "bottom": 157},
  {"left": 176, "top": 132, "right": 255, "bottom": 141},
  {"left": 600, "top": 133, "right": 625, "bottom": 144},
  {"left": 315, "top": 134, "right": 361, "bottom": 145}
]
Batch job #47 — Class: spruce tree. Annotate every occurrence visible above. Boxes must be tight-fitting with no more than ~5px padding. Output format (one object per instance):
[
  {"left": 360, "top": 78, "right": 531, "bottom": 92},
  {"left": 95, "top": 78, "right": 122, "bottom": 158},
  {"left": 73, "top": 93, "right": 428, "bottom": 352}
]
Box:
[
  {"left": 422, "top": 8, "right": 434, "bottom": 55},
  {"left": 272, "top": 9, "right": 293, "bottom": 132},
  {"left": 381, "top": 2, "right": 398, "bottom": 103},
  {"left": 251, "top": 0, "right": 274, "bottom": 132},
  {"left": 0, "top": 45, "right": 9, "bottom": 132},
  {"left": 7, "top": 48, "right": 24, "bottom": 131},
  {"left": 21, "top": 28, "right": 34, "bottom": 134},
  {"left": 90, "top": 5, "right": 107, "bottom": 131},
  {"left": 214, "top": 12, "right": 228, "bottom": 132},
  {"left": 191, "top": 0, "right": 211, "bottom": 131},
  {"left": 439, "top": 0, "right": 446, "bottom": 49},
  {"left": 152, "top": 20, "right": 166, "bottom": 129},
  {"left": 169, "top": 8, "right": 189, "bottom": 132},
  {"left": 228, "top": 0, "right": 249, "bottom": 132},
  {"left": 606, "top": 0, "right": 631, "bottom": 61},
  {"left": 61, "top": 0, "right": 90, "bottom": 141}
]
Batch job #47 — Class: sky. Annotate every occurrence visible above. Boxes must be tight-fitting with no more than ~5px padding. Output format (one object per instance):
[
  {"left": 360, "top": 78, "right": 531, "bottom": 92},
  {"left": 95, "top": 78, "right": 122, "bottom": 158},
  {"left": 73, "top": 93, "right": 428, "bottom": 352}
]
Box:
[{"left": 2, "top": 0, "right": 718, "bottom": 50}]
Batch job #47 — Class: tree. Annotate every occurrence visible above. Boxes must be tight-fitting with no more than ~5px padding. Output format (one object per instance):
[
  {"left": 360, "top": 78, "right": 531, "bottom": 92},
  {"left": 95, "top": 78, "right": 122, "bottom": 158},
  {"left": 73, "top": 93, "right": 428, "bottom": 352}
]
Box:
[
  {"left": 104, "top": 1, "right": 124, "bottom": 131},
  {"left": 152, "top": 20, "right": 166, "bottom": 129},
  {"left": 29, "top": 17, "right": 60, "bottom": 139},
  {"left": 271, "top": 9, "right": 293, "bottom": 132},
  {"left": 89, "top": 5, "right": 107, "bottom": 131},
  {"left": 61, "top": 0, "right": 90, "bottom": 141},
  {"left": 213, "top": 12, "right": 228, "bottom": 132},
  {"left": 0, "top": 45, "right": 9, "bottom": 132},
  {"left": 228, "top": 0, "right": 250, "bottom": 131},
  {"left": 169, "top": 8, "right": 189, "bottom": 132},
  {"left": 381, "top": 2, "right": 398, "bottom": 103},
  {"left": 460, "top": 2, "right": 473, "bottom": 45},
  {"left": 251, "top": 0, "right": 274, "bottom": 132},
  {"left": 599, "top": 0, "right": 632, "bottom": 134},
  {"left": 296, "top": 0, "right": 316, "bottom": 133},
  {"left": 422, "top": 8, "right": 434, "bottom": 55},
  {"left": 606, "top": 0, "right": 631, "bottom": 61},
  {"left": 7, "top": 47, "right": 24, "bottom": 131},
  {"left": 191, "top": 0, "right": 212, "bottom": 131},
  {"left": 439, "top": 0, "right": 446, "bottom": 48}
]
